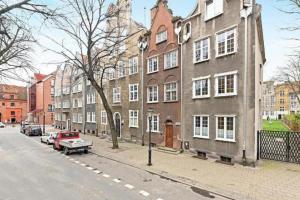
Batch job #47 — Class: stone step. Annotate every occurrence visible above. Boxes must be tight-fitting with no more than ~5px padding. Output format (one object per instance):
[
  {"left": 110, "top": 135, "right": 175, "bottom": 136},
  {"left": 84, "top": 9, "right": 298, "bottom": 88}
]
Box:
[{"left": 154, "top": 146, "right": 182, "bottom": 155}]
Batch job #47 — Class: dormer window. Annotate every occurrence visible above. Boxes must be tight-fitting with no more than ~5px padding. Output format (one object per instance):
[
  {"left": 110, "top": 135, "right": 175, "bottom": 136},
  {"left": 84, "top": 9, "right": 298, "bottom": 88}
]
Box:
[
  {"left": 156, "top": 30, "right": 167, "bottom": 44},
  {"left": 205, "top": 0, "right": 223, "bottom": 21}
]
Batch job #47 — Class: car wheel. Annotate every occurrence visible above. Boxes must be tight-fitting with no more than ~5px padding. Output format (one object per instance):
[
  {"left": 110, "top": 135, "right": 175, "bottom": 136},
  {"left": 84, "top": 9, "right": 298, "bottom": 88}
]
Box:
[
  {"left": 84, "top": 149, "right": 88, "bottom": 154},
  {"left": 63, "top": 147, "right": 69, "bottom": 155}
]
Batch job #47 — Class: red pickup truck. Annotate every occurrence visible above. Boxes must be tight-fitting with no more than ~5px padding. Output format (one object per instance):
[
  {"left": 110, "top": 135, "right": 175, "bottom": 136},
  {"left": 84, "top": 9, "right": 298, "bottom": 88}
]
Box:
[{"left": 52, "top": 131, "right": 93, "bottom": 155}]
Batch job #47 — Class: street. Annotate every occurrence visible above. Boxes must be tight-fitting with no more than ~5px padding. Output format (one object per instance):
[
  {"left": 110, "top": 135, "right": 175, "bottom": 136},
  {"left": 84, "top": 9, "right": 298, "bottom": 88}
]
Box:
[{"left": 0, "top": 126, "right": 230, "bottom": 200}]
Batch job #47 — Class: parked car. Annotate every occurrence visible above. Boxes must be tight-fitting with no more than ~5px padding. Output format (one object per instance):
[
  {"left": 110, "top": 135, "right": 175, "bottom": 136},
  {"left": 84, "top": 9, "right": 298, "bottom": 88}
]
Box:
[
  {"left": 24, "top": 125, "right": 42, "bottom": 136},
  {"left": 41, "top": 132, "right": 58, "bottom": 145},
  {"left": 0, "top": 122, "right": 5, "bottom": 128},
  {"left": 53, "top": 131, "right": 92, "bottom": 155}
]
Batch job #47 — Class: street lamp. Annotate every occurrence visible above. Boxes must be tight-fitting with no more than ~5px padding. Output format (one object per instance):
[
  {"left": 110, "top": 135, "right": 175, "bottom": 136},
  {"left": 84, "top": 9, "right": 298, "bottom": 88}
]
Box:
[
  {"left": 147, "top": 108, "right": 154, "bottom": 166},
  {"left": 138, "top": 38, "right": 148, "bottom": 146}
]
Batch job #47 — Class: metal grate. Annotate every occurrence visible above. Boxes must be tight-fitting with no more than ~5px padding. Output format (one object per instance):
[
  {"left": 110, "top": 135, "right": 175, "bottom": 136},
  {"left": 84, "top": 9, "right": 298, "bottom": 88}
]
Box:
[{"left": 259, "top": 130, "right": 300, "bottom": 164}]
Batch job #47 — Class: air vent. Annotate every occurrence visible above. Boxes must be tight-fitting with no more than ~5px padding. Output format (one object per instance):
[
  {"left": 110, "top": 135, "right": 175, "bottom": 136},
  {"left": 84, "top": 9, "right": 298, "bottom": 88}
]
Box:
[{"left": 197, "top": 151, "right": 207, "bottom": 160}]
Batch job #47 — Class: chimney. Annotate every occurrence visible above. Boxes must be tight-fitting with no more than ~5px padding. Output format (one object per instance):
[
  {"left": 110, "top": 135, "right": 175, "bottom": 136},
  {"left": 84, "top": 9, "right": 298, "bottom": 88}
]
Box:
[{"left": 150, "top": 6, "right": 158, "bottom": 22}]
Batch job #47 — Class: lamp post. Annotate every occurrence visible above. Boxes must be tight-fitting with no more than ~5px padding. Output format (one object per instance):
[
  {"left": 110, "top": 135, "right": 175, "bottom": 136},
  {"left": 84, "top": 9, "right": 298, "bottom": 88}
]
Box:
[
  {"left": 147, "top": 108, "right": 154, "bottom": 166},
  {"left": 138, "top": 38, "right": 148, "bottom": 146}
]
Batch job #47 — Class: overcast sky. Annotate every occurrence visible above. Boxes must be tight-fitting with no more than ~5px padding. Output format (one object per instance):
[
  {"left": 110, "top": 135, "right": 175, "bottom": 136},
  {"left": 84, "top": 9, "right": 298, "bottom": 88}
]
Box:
[{"left": 8, "top": 0, "right": 300, "bottom": 86}]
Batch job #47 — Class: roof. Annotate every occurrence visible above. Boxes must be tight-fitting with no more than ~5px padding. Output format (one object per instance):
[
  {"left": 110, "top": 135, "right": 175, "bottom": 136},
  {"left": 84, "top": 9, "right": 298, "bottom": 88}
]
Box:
[
  {"left": 0, "top": 84, "right": 27, "bottom": 100},
  {"left": 34, "top": 73, "right": 47, "bottom": 82}
]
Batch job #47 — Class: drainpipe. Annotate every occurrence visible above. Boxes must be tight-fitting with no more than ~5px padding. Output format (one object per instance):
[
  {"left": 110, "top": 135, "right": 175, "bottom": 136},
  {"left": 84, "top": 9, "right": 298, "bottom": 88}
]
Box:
[{"left": 240, "top": 3, "right": 253, "bottom": 163}]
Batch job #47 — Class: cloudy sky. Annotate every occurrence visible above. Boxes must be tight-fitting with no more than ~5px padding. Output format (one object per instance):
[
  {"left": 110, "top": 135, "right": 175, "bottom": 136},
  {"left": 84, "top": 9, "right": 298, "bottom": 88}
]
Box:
[{"left": 10, "top": 0, "right": 300, "bottom": 86}]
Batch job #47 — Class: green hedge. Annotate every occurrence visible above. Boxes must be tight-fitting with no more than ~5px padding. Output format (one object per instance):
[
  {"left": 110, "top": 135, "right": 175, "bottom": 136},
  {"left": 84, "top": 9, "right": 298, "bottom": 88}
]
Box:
[{"left": 283, "top": 114, "right": 300, "bottom": 131}]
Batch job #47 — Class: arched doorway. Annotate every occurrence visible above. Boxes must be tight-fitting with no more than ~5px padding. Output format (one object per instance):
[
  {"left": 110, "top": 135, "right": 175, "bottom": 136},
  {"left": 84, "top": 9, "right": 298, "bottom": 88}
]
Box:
[
  {"left": 165, "top": 120, "right": 173, "bottom": 148},
  {"left": 114, "top": 112, "right": 121, "bottom": 138}
]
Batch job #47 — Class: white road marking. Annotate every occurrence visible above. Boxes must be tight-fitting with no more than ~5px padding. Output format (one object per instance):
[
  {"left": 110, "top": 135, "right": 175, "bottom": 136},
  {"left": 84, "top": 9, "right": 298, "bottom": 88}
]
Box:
[
  {"left": 103, "top": 174, "right": 110, "bottom": 178},
  {"left": 157, "top": 198, "right": 164, "bottom": 200},
  {"left": 86, "top": 166, "right": 94, "bottom": 170},
  {"left": 124, "top": 184, "right": 135, "bottom": 190},
  {"left": 69, "top": 158, "right": 74, "bottom": 161},
  {"left": 81, "top": 163, "right": 87, "bottom": 167},
  {"left": 94, "top": 170, "right": 101, "bottom": 174},
  {"left": 113, "top": 179, "right": 121, "bottom": 183},
  {"left": 139, "top": 190, "right": 150, "bottom": 197},
  {"left": 75, "top": 161, "right": 80, "bottom": 164}
]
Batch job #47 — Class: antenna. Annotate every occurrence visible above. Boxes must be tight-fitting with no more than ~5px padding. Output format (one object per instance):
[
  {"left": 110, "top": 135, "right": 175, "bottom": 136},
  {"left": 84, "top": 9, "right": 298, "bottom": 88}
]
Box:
[{"left": 144, "top": 6, "right": 146, "bottom": 27}]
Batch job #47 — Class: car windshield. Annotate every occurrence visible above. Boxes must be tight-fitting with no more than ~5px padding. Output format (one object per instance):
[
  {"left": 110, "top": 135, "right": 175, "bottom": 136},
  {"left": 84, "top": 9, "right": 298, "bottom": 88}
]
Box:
[
  {"left": 31, "top": 126, "right": 41, "bottom": 130},
  {"left": 61, "top": 132, "right": 79, "bottom": 138}
]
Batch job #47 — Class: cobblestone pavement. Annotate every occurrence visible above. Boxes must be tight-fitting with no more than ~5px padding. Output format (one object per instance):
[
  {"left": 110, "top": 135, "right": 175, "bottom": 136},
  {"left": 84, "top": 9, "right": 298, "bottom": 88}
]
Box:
[{"left": 75, "top": 133, "right": 300, "bottom": 200}]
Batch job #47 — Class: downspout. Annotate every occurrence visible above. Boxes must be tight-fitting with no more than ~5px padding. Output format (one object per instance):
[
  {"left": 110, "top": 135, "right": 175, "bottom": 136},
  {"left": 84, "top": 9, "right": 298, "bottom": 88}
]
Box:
[
  {"left": 60, "top": 65, "right": 65, "bottom": 130},
  {"left": 141, "top": 47, "right": 144, "bottom": 146},
  {"left": 240, "top": 3, "right": 253, "bottom": 163}
]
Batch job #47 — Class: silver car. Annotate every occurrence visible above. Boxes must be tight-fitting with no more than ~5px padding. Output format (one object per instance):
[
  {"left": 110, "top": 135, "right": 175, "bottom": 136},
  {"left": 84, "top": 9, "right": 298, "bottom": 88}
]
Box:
[
  {"left": 0, "top": 122, "right": 5, "bottom": 128},
  {"left": 41, "top": 132, "right": 58, "bottom": 145}
]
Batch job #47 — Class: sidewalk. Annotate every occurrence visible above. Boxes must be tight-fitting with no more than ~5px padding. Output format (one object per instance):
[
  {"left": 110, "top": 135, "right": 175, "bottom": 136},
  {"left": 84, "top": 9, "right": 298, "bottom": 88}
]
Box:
[{"left": 77, "top": 134, "right": 300, "bottom": 200}]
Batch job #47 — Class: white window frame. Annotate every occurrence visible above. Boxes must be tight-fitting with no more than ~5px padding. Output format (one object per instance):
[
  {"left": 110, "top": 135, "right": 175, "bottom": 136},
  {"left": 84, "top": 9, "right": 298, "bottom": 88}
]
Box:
[
  {"left": 91, "top": 112, "right": 96, "bottom": 123},
  {"left": 129, "top": 110, "right": 139, "bottom": 128},
  {"left": 147, "top": 56, "right": 159, "bottom": 74},
  {"left": 118, "top": 61, "right": 126, "bottom": 78},
  {"left": 129, "top": 56, "right": 138, "bottom": 75},
  {"left": 214, "top": 71, "right": 238, "bottom": 97},
  {"left": 73, "top": 113, "right": 78, "bottom": 123},
  {"left": 86, "top": 112, "right": 91, "bottom": 123},
  {"left": 216, "top": 26, "right": 237, "bottom": 57},
  {"left": 87, "top": 94, "right": 91, "bottom": 104},
  {"left": 101, "top": 111, "right": 107, "bottom": 125},
  {"left": 193, "top": 115, "right": 210, "bottom": 139},
  {"left": 113, "top": 87, "right": 121, "bottom": 103},
  {"left": 129, "top": 84, "right": 139, "bottom": 102},
  {"left": 91, "top": 92, "right": 96, "bottom": 104},
  {"left": 78, "top": 113, "right": 83, "bottom": 123},
  {"left": 78, "top": 98, "right": 83, "bottom": 108},
  {"left": 164, "top": 82, "right": 178, "bottom": 102},
  {"left": 205, "top": 0, "right": 224, "bottom": 21},
  {"left": 156, "top": 30, "right": 167, "bottom": 43},
  {"left": 147, "top": 114, "right": 160, "bottom": 133},
  {"left": 147, "top": 85, "right": 159, "bottom": 103},
  {"left": 215, "top": 115, "right": 236, "bottom": 142},
  {"left": 192, "top": 75, "right": 211, "bottom": 99},
  {"left": 193, "top": 37, "right": 210, "bottom": 63},
  {"left": 164, "top": 50, "right": 178, "bottom": 69}
]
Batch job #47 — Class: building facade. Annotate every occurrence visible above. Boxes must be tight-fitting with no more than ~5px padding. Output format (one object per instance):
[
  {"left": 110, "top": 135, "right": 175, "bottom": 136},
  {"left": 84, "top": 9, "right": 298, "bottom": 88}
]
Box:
[
  {"left": 142, "top": 0, "right": 182, "bottom": 149},
  {"left": 180, "top": 0, "right": 265, "bottom": 163},
  {"left": 28, "top": 73, "right": 55, "bottom": 125},
  {"left": 262, "top": 81, "right": 276, "bottom": 119},
  {"left": 0, "top": 84, "right": 27, "bottom": 123}
]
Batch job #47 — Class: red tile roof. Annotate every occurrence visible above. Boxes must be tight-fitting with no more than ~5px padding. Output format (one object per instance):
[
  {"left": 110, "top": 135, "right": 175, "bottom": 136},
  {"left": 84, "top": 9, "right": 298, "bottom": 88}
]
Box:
[{"left": 34, "top": 73, "right": 47, "bottom": 81}]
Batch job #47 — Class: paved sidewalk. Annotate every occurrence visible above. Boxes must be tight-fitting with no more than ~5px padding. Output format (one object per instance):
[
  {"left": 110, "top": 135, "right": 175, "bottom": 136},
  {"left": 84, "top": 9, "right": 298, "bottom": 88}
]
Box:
[{"left": 46, "top": 127, "right": 300, "bottom": 200}]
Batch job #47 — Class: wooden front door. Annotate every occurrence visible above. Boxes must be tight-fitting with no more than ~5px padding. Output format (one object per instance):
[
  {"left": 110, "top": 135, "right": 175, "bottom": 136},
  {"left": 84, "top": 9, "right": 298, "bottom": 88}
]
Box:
[{"left": 165, "top": 123, "right": 173, "bottom": 148}]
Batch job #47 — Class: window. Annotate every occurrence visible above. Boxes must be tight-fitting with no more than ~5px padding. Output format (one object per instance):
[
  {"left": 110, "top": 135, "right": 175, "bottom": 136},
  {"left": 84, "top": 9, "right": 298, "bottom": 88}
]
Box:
[
  {"left": 280, "top": 99, "right": 284, "bottom": 104},
  {"left": 194, "top": 116, "right": 209, "bottom": 138},
  {"left": 164, "top": 50, "right": 178, "bottom": 69},
  {"left": 215, "top": 71, "right": 237, "bottom": 97},
  {"left": 280, "top": 107, "right": 285, "bottom": 111},
  {"left": 10, "top": 95, "right": 14, "bottom": 100},
  {"left": 78, "top": 114, "right": 83, "bottom": 123},
  {"left": 129, "top": 84, "right": 138, "bottom": 102},
  {"left": 193, "top": 76, "right": 210, "bottom": 98},
  {"left": 205, "top": 0, "right": 223, "bottom": 20},
  {"left": 2, "top": 103, "right": 5, "bottom": 106},
  {"left": 101, "top": 111, "right": 107, "bottom": 125},
  {"left": 87, "top": 94, "right": 91, "bottom": 104},
  {"left": 63, "top": 101, "right": 70, "bottom": 108},
  {"left": 280, "top": 91, "right": 285, "bottom": 97},
  {"left": 147, "top": 56, "right": 158, "bottom": 73},
  {"left": 216, "top": 27, "right": 237, "bottom": 57},
  {"left": 118, "top": 61, "right": 126, "bottom": 78},
  {"left": 87, "top": 112, "right": 91, "bottom": 122},
  {"left": 77, "top": 83, "right": 82, "bottom": 92},
  {"left": 10, "top": 102, "right": 15, "bottom": 107},
  {"left": 91, "top": 112, "right": 96, "bottom": 123},
  {"left": 73, "top": 99, "right": 77, "bottom": 108},
  {"left": 147, "top": 114, "right": 159, "bottom": 132},
  {"left": 91, "top": 92, "right": 96, "bottom": 104},
  {"left": 73, "top": 113, "right": 78, "bottom": 123},
  {"left": 107, "top": 68, "right": 116, "bottom": 80},
  {"left": 129, "top": 57, "right": 138, "bottom": 75},
  {"left": 87, "top": 80, "right": 91, "bottom": 86},
  {"left": 129, "top": 110, "right": 138, "bottom": 128},
  {"left": 78, "top": 98, "right": 83, "bottom": 107},
  {"left": 164, "top": 82, "right": 177, "bottom": 102},
  {"left": 216, "top": 116, "right": 235, "bottom": 142},
  {"left": 194, "top": 38, "right": 210, "bottom": 63},
  {"left": 11, "top": 111, "right": 15, "bottom": 116},
  {"left": 113, "top": 87, "right": 121, "bottom": 103},
  {"left": 147, "top": 85, "right": 158, "bottom": 103},
  {"left": 156, "top": 30, "right": 167, "bottom": 43}
]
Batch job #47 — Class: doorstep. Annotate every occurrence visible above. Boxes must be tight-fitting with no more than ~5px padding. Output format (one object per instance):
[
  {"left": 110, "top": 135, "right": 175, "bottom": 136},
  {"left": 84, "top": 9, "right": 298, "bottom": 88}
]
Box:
[{"left": 154, "top": 146, "right": 182, "bottom": 155}]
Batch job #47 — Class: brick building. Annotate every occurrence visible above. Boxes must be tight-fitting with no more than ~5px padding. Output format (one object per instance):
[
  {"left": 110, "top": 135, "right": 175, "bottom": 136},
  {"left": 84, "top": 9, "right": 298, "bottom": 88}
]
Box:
[
  {"left": 0, "top": 84, "right": 27, "bottom": 123},
  {"left": 28, "top": 73, "right": 55, "bottom": 125}
]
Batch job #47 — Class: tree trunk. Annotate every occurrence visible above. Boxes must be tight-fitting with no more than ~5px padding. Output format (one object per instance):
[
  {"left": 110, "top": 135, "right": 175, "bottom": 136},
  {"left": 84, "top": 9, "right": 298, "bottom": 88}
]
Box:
[{"left": 92, "top": 81, "right": 119, "bottom": 149}]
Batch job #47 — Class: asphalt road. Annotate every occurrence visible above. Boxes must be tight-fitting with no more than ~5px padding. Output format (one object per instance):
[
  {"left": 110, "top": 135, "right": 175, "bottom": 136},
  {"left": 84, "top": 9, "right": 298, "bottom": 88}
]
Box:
[{"left": 0, "top": 126, "right": 231, "bottom": 200}]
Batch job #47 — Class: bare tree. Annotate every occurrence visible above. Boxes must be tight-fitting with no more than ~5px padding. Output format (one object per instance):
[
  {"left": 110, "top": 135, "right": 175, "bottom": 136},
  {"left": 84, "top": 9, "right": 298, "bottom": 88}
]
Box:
[
  {"left": 47, "top": 0, "right": 140, "bottom": 149},
  {"left": 0, "top": 0, "right": 56, "bottom": 82},
  {"left": 278, "top": 54, "right": 300, "bottom": 104}
]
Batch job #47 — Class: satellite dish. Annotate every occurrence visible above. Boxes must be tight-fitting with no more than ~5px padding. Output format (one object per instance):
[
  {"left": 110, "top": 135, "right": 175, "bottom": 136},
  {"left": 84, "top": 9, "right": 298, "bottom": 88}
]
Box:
[{"left": 175, "top": 27, "right": 182, "bottom": 35}]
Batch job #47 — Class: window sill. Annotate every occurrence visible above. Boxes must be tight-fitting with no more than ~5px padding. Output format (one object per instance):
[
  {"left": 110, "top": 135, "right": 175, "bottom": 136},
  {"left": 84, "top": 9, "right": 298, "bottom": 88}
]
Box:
[
  {"left": 215, "top": 93, "right": 237, "bottom": 98},
  {"left": 164, "top": 66, "right": 178, "bottom": 71},
  {"left": 163, "top": 100, "right": 179, "bottom": 103},
  {"left": 216, "top": 51, "right": 237, "bottom": 59},
  {"left": 146, "top": 130, "right": 160, "bottom": 133},
  {"left": 192, "top": 96, "right": 210, "bottom": 100},
  {"left": 147, "top": 71, "right": 159, "bottom": 75},
  {"left": 193, "top": 136, "right": 209, "bottom": 140},
  {"left": 129, "top": 72, "right": 138, "bottom": 76},
  {"left": 194, "top": 59, "right": 210, "bottom": 64},
  {"left": 129, "top": 126, "right": 139, "bottom": 128},
  {"left": 215, "top": 138, "right": 236, "bottom": 143},
  {"left": 204, "top": 13, "right": 223, "bottom": 22},
  {"left": 156, "top": 40, "right": 167, "bottom": 45},
  {"left": 129, "top": 100, "right": 139, "bottom": 102},
  {"left": 147, "top": 101, "right": 159, "bottom": 104}
]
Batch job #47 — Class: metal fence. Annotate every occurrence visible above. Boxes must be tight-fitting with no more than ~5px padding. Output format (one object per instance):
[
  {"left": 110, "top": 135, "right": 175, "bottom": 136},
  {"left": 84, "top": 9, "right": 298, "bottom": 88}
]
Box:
[{"left": 258, "top": 130, "right": 300, "bottom": 164}]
